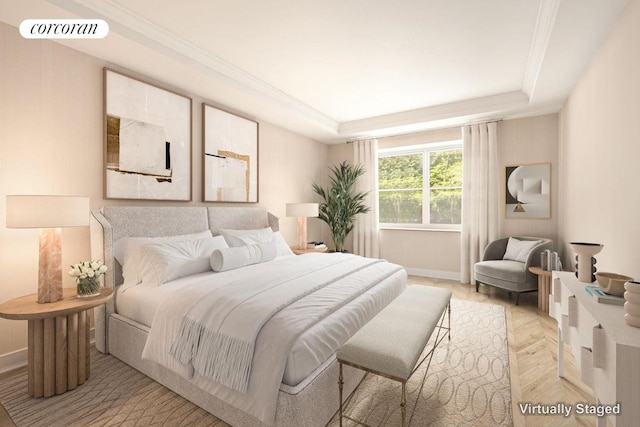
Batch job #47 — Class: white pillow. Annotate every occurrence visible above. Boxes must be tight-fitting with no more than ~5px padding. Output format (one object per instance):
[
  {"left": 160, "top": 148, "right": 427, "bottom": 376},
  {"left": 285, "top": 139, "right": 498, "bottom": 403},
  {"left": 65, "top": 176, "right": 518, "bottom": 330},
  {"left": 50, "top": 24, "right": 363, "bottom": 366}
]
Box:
[
  {"left": 115, "top": 230, "right": 213, "bottom": 285},
  {"left": 137, "top": 236, "right": 229, "bottom": 287},
  {"left": 210, "top": 243, "right": 277, "bottom": 272},
  {"left": 503, "top": 238, "right": 541, "bottom": 263},
  {"left": 220, "top": 228, "right": 294, "bottom": 257}
]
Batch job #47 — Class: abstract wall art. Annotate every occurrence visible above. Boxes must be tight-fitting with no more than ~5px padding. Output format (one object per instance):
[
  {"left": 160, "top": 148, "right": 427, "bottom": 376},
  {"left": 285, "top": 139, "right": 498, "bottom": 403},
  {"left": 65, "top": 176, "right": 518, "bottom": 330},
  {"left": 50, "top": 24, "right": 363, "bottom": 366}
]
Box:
[
  {"left": 505, "top": 163, "right": 551, "bottom": 219},
  {"left": 104, "top": 68, "right": 192, "bottom": 200},
  {"left": 203, "top": 103, "right": 259, "bottom": 203}
]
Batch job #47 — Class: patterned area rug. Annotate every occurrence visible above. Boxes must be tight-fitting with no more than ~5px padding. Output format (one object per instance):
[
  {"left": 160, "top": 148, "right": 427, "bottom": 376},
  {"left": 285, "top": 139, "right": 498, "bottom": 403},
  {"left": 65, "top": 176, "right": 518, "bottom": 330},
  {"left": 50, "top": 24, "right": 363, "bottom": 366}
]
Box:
[
  {"left": 329, "top": 299, "right": 512, "bottom": 426},
  {"left": 0, "top": 299, "right": 511, "bottom": 427}
]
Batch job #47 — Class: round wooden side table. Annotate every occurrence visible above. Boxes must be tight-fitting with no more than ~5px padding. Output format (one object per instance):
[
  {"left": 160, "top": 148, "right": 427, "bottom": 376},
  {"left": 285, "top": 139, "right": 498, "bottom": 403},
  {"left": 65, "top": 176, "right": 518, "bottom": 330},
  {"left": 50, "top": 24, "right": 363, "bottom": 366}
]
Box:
[
  {"left": 0, "top": 287, "right": 113, "bottom": 397},
  {"left": 529, "top": 266, "right": 552, "bottom": 313}
]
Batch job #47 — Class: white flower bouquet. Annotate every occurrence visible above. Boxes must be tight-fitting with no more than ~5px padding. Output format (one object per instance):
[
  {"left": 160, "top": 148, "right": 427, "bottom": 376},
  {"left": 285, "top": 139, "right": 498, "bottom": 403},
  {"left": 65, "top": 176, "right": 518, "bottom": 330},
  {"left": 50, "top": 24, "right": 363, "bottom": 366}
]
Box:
[{"left": 69, "top": 260, "right": 108, "bottom": 297}]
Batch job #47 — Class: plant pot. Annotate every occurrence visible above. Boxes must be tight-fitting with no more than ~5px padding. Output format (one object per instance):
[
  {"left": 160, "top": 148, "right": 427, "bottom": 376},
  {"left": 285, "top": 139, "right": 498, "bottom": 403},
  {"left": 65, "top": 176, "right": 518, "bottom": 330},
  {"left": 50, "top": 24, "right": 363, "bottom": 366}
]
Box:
[{"left": 77, "top": 277, "right": 100, "bottom": 298}]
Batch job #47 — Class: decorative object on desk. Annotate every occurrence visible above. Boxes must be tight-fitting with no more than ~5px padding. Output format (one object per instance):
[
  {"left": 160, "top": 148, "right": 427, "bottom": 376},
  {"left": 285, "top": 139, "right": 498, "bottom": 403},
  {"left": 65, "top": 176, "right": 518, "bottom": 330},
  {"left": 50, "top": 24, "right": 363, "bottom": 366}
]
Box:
[
  {"left": 105, "top": 68, "right": 192, "bottom": 201},
  {"left": 203, "top": 103, "right": 259, "bottom": 202},
  {"left": 505, "top": 163, "right": 551, "bottom": 219},
  {"left": 541, "top": 249, "right": 562, "bottom": 271},
  {"left": 5, "top": 195, "right": 90, "bottom": 303},
  {"left": 585, "top": 285, "right": 625, "bottom": 306},
  {"left": 569, "top": 242, "right": 603, "bottom": 283},
  {"left": 286, "top": 203, "right": 319, "bottom": 250},
  {"left": 624, "top": 281, "right": 640, "bottom": 328},
  {"left": 313, "top": 161, "right": 370, "bottom": 252},
  {"left": 595, "top": 272, "right": 633, "bottom": 296},
  {"left": 69, "top": 260, "right": 108, "bottom": 297}
]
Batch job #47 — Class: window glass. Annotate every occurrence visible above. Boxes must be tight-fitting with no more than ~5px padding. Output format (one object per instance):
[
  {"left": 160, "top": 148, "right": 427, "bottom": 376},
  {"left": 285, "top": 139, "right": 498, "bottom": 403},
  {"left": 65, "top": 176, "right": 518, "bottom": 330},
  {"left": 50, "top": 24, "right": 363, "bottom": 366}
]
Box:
[{"left": 378, "top": 141, "right": 462, "bottom": 229}]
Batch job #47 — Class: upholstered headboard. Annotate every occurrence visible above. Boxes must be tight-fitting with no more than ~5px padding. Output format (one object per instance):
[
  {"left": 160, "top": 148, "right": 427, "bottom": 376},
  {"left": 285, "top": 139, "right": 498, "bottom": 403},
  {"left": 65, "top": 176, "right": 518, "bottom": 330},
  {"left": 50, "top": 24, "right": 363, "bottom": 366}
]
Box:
[{"left": 90, "top": 206, "right": 279, "bottom": 353}]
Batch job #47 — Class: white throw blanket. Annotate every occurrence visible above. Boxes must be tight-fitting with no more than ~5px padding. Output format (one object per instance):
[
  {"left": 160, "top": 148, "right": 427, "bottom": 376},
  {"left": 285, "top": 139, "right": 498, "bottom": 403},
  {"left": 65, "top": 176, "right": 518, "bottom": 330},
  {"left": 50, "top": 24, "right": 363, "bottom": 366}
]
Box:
[
  {"left": 170, "top": 253, "right": 377, "bottom": 392},
  {"left": 142, "top": 253, "right": 406, "bottom": 424}
]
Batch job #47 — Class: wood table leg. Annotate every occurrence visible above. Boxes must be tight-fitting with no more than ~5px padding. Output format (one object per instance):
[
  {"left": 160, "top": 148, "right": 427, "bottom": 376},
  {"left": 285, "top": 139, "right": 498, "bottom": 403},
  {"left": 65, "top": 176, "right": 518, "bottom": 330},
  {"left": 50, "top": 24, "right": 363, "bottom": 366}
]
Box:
[
  {"left": 32, "top": 319, "right": 44, "bottom": 397},
  {"left": 28, "top": 320, "right": 34, "bottom": 396},
  {"left": 43, "top": 317, "right": 55, "bottom": 397},
  {"left": 78, "top": 310, "right": 87, "bottom": 385},
  {"left": 55, "top": 315, "right": 68, "bottom": 395},
  {"left": 67, "top": 312, "right": 78, "bottom": 390}
]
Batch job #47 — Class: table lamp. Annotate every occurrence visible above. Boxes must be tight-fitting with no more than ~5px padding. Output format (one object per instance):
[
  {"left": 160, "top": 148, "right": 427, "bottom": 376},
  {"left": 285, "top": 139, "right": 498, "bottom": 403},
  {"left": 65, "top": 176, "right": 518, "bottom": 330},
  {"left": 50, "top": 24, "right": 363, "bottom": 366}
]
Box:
[
  {"left": 6, "top": 195, "right": 90, "bottom": 303},
  {"left": 286, "top": 203, "right": 319, "bottom": 250}
]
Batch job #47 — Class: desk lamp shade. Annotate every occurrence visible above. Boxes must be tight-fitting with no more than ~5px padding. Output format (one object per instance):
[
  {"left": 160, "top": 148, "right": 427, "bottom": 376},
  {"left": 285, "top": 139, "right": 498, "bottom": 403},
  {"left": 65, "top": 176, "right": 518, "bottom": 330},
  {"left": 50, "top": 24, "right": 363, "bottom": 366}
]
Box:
[
  {"left": 6, "top": 196, "right": 90, "bottom": 303},
  {"left": 286, "top": 203, "right": 319, "bottom": 250}
]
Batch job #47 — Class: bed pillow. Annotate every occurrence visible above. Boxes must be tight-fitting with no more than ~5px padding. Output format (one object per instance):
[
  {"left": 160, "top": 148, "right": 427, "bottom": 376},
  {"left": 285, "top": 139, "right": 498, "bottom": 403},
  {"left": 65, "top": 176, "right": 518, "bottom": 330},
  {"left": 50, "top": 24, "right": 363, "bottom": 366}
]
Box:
[
  {"left": 210, "top": 242, "right": 277, "bottom": 272},
  {"left": 115, "top": 230, "right": 213, "bottom": 285},
  {"left": 137, "top": 236, "right": 229, "bottom": 287},
  {"left": 220, "top": 228, "right": 294, "bottom": 256},
  {"left": 503, "top": 238, "right": 541, "bottom": 263}
]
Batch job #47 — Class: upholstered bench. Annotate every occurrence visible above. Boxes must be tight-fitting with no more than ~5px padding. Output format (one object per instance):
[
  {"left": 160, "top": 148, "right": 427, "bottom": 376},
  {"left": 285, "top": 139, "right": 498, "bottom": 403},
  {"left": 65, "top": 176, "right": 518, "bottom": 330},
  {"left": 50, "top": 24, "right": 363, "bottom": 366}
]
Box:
[{"left": 336, "top": 285, "right": 452, "bottom": 427}]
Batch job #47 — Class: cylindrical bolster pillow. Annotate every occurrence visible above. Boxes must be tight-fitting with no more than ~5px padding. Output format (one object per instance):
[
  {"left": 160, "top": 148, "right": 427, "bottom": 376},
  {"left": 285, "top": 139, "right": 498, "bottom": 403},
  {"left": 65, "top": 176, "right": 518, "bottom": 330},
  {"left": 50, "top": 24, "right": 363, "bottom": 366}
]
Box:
[{"left": 210, "top": 242, "right": 277, "bottom": 272}]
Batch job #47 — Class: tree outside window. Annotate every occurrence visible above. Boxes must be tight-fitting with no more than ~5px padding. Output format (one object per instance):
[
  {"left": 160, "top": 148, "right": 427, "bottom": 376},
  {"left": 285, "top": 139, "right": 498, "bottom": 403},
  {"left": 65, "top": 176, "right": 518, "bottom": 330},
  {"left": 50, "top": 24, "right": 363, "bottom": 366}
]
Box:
[{"left": 378, "top": 141, "right": 462, "bottom": 229}]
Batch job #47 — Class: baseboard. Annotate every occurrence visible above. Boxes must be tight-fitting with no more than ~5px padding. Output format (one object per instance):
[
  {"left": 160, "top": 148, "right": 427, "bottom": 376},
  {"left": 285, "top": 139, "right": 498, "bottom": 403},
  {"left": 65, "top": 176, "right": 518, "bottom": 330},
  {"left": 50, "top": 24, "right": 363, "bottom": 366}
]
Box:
[
  {"left": 406, "top": 267, "right": 460, "bottom": 281},
  {"left": 0, "top": 328, "right": 96, "bottom": 374},
  {"left": 0, "top": 348, "right": 27, "bottom": 374}
]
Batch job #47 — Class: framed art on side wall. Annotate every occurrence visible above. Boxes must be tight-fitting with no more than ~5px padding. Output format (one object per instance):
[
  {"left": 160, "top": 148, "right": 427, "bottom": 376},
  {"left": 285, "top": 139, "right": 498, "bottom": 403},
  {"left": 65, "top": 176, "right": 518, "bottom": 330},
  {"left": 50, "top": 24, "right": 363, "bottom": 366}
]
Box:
[
  {"left": 203, "top": 103, "right": 259, "bottom": 203},
  {"left": 505, "top": 163, "right": 551, "bottom": 219},
  {"left": 104, "top": 68, "right": 192, "bottom": 201}
]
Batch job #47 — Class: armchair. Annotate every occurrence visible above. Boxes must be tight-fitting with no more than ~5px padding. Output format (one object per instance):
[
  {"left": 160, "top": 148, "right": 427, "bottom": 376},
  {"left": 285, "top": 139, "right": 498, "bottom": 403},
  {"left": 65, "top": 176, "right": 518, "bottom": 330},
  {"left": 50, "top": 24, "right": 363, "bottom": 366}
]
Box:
[{"left": 474, "top": 236, "right": 553, "bottom": 305}]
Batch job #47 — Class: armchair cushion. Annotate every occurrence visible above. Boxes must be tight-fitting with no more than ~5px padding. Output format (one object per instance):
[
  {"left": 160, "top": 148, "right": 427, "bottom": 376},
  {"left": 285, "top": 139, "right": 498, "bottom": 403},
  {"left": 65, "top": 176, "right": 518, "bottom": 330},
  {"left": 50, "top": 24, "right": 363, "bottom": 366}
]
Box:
[
  {"left": 503, "top": 238, "right": 541, "bottom": 263},
  {"left": 475, "top": 260, "right": 527, "bottom": 284}
]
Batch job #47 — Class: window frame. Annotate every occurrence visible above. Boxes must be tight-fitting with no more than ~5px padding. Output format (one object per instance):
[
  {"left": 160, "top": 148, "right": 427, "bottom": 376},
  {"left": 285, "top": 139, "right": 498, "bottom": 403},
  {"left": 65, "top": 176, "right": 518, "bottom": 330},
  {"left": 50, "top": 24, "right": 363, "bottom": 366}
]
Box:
[{"left": 378, "top": 140, "right": 463, "bottom": 231}]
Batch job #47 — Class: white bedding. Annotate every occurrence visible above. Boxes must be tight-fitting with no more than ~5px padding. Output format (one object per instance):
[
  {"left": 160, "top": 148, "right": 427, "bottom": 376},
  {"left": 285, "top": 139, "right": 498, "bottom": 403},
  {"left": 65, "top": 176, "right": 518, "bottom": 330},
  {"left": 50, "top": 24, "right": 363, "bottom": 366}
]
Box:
[
  {"left": 135, "top": 253, "right": 406, "bottom": 425},
  {"left": 116, "top": 255, "right": 405, "bottom": 388}
]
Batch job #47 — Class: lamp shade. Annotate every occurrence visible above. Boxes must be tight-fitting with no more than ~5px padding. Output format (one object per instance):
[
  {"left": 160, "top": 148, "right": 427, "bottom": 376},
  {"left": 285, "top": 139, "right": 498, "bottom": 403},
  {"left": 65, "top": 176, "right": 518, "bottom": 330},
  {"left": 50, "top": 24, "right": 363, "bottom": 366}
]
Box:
[
  {"left": 286, "top": 203, "right": 319, "bottom": 218},
  {"left": 6, "top": 195, "right": 90, "bottom": 228}
]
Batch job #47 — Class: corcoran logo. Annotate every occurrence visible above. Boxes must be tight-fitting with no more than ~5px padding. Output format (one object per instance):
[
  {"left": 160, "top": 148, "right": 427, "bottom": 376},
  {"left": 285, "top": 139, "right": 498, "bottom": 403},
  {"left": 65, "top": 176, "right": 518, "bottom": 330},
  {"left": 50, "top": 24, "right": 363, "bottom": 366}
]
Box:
[{"left": 19, "top": 19, "right": 109, "bottom": 39}]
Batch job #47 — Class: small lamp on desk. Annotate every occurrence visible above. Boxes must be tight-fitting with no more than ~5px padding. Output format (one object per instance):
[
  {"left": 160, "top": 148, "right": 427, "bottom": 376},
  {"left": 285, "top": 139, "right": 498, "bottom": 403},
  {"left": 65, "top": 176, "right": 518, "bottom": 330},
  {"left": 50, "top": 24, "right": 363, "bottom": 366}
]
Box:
[
  {"left": 6, "top": 195, "right": 90, "bottom": 303},
  {"left": 286, "top": 202, "right": 319, "bottom": 250}
]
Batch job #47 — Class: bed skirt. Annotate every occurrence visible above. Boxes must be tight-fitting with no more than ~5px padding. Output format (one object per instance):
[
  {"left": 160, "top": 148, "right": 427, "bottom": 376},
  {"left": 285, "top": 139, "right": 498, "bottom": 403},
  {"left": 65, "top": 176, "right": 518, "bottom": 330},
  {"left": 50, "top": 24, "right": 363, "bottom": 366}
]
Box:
[{"left": 106, "top": 313, "right": 365, "bottom": 427}]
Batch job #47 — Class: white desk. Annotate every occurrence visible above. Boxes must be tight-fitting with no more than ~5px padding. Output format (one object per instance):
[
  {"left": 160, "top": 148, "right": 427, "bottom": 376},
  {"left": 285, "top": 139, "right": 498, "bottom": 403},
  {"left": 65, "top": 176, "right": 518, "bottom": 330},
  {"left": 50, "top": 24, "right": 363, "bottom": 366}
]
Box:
[{"left": 549, "top": 272, "right": 640, "bottom": 427}]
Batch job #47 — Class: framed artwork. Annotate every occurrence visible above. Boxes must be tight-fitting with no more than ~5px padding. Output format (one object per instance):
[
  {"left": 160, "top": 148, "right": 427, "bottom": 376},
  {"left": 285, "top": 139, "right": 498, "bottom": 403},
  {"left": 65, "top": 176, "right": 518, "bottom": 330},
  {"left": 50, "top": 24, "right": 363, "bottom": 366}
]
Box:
[
  {"left": 104, "top": 68, "right": 192, "bottom": 200},
  {"left": 203, "top": 103, "right": 259, "bottom": 203},
  {"left": 505, "top": 163, "right": 551, "bottom": 219}
]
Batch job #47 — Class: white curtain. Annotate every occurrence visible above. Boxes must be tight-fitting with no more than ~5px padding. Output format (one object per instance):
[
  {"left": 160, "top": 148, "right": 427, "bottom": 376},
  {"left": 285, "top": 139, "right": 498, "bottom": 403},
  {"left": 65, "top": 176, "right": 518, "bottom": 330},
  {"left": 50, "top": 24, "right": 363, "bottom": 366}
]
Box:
[
  {"left": 353, "top": 139, "right": 380, "bottom": 258},
  {"left": 460, "top": 122, "right": 499, "bottom": 284}
]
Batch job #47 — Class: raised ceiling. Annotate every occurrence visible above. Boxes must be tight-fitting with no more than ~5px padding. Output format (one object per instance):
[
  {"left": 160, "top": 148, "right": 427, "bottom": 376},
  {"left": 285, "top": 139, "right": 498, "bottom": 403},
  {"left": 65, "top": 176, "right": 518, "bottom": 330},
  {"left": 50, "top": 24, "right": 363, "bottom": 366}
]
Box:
[{"left": 0, "top": 0, "right": 629, "bottom": 142}]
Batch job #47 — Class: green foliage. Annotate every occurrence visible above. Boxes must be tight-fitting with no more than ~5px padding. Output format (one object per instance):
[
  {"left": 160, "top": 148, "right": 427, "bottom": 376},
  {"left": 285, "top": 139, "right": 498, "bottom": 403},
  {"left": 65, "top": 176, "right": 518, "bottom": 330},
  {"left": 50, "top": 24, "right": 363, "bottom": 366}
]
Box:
[
  {"left": 312, "top": 161, "right": 371, "bottom": 252},
  {"left": 378, "top": 148, "right": 462, "bottom": 225}
]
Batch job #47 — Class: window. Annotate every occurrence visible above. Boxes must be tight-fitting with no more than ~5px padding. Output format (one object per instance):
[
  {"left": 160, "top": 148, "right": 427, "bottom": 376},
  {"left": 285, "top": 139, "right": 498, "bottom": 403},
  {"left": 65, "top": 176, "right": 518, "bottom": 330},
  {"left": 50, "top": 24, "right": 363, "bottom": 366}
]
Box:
[{"left": 378, "top": 140, "right": 462, "bottom": 229}]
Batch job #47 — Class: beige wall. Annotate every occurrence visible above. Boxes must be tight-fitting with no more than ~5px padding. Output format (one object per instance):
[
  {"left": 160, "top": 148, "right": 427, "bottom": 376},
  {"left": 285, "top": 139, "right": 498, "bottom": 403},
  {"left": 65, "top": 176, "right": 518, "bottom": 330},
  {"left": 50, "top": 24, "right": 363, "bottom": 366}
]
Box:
[
  {"left": 0, "top": 22, "right": 327, "bottom": 367},
  {"left": 558, "top": 0, "right": 640, "bottom": 278},
  {"left": 498, "top": 114, "right": 559, "bottom": 243}
]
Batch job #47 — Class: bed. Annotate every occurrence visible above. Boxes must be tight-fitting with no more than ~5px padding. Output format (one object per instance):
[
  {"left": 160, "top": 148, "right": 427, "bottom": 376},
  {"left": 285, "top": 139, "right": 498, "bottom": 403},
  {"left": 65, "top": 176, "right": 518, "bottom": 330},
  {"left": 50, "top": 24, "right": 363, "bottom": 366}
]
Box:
[{"left": 90, "top": 206, "right": 407, "bottom": 426}]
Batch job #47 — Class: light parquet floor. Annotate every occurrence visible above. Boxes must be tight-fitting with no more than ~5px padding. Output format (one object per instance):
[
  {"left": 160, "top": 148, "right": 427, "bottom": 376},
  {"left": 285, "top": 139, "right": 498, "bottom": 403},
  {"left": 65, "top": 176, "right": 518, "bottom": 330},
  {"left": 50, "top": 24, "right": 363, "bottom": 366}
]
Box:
[{"left": 0, "top": 277, "right": 604, "bottom": 427}]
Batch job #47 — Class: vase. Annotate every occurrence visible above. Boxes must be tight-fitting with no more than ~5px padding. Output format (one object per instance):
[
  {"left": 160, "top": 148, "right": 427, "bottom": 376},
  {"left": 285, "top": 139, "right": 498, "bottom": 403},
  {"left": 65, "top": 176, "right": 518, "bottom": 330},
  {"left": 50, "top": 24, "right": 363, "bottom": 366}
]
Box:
[
  {"left": 624, "top": 281, "right": 640, "bottom": 328},
  {"left": 77, "top": 277, "right": 101, "bottom": 298},
  {"left": 569, "top": 242, "right": 603, "bottom": 283}
]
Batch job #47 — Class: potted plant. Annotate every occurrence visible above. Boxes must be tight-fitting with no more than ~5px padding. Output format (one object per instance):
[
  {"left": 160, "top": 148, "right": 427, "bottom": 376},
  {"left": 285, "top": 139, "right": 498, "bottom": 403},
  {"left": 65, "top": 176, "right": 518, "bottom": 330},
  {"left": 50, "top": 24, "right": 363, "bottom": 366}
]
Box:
[{"left": 312, "top": 161, "right": 371, "bottom": 252}]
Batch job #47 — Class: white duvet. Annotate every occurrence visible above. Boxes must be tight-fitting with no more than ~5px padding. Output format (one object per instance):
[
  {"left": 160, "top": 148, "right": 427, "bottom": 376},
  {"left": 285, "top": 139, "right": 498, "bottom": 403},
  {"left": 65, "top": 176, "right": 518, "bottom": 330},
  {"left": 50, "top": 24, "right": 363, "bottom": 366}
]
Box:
[{"left": 141, "top": 253, "right": 406, "bottom": 425}]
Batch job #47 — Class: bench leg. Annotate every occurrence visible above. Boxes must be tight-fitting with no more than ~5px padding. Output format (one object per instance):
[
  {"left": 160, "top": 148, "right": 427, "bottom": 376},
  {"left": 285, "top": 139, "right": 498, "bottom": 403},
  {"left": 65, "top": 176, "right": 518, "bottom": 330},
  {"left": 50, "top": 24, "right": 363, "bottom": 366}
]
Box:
[
  {"left": 338, "top": 362, "right": 343, "bottom": 427},
  {"left": 448, "top": 302, "right": 451, "bottom": 340}
]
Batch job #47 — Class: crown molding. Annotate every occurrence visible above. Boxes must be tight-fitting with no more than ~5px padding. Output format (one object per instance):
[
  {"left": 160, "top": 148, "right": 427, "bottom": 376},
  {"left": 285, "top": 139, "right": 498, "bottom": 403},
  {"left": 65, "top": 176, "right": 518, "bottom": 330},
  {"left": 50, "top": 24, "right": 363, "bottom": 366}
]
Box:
[
  {"left": 522, "top": 0, "right": 562, "bottom": 99},
  {"left": 339, "top": 91, "right": 530, "bottom": 137},
  {"left": 47, "top": 0, "right": 340, "bottom": 134}
]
